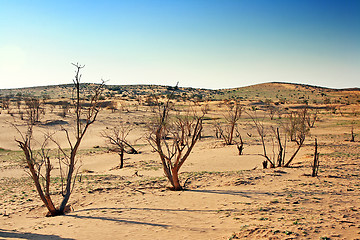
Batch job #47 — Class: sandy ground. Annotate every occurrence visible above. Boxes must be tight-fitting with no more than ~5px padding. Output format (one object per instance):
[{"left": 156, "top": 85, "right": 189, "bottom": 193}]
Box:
[{"left": 1, "top": 105, "right": 360, "bottom": 240}]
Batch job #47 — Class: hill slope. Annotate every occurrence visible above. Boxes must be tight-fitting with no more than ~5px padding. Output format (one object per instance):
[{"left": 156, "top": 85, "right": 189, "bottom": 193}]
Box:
[{"left": 0, "top": 82, "right": 359, "bottom": 104}]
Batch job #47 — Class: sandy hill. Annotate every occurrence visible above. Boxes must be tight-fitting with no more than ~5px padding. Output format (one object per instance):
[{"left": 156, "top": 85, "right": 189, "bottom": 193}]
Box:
[{"left": 0, "top": 81, "right": 359, "bottom": 104}]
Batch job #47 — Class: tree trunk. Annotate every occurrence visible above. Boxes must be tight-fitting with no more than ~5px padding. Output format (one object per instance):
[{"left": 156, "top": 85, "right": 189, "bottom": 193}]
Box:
[
  {"left": 18, "top": 141, "right": 58, "bottom": 216},
  {"left": 350, "top": 127, "right": 355, "bottom": 142},
  {"left": 171, "top": 168, "right": 182, "bottom": 191},
  {"left": 276, "top": 128, "right": 283, "bottom": 167},
  {"left": 228, "top": 124, "right": 235, "bottom": 145},
  {"left": 284, "top": 142, "right": 303, "bottom": 167},
  {"left": 312, "top": 138, "right": 320, "bottom": 177},
  {"left": 119, "top": 149, "right": 124, "bottom": 169},
  {"left": 237, "top": 144, "right": 244, "bottom": 155},
  {"left": 59, "top": 149, "right": 77, "bottom": 214}
]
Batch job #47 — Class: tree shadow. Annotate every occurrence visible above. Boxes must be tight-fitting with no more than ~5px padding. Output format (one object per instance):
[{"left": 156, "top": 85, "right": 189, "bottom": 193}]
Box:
[
  {"left": 66, "top": 214, "right": 170, "bottom": 228},
  {"left": 75, "top": 207, "right": 220, "bottom": 214},
  {"left": 187, "top": 189, "right": 275, "bottom": 198},
  {"left": 0, "top": 229, "right": 74, "bottom": 240}
]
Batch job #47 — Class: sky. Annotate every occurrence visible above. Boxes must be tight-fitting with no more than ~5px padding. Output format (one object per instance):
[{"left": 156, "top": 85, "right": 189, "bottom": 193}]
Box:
[{"left": 0, "top": 0, "right": 359, "bottom": 90}]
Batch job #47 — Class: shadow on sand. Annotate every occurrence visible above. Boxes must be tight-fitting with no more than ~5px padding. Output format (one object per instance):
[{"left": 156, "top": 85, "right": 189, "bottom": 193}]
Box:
[
  {"left": 0, "top": 229, "right": 74, "bottom": 240},
  {"left": 66, "top": 214, "right": 170, "bottom": 228},
  {"left": 187, "top": 188, "right": 275, "bottom": 197}
]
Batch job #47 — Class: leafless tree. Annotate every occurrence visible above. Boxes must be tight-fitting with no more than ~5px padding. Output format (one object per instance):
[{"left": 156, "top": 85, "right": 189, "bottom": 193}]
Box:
[
  {"left": 216, "top": 100, "right": 243, "bottom": 145},
  {"left": 59, "top": 101, "right": 70, "bottom": 118},
  {"left": 1, "top": 96, "right": 10, "bottom": 110},
  {"left": 264, "top": 100, "right": 276, "bottom": 120},
  {"left": 16, "top": 98, "right": 22, "bottom": 112},
  {"left": 24, "top": 97, "right": 43, "bottom": 124},
  {"left": 14, "top": 63, "right": 104, "bottom": 216},
  {"left": 102, "top": 123, "right": 138, "bottom": 169},
  {"left": 350, "top": 122, "right": 355, "bottom": 142},
  {"left": 236, "top": 129, "right": 244, "bottom": 155},
  {"left": 305, "top": 109, "right": 319, "bottom": 128},
  {"left": 311, "top": 138, "right": 320, "bottom": 177},
  {"left": 108, "top": 101, "right": 118, "bottom": 113},
  {"left": 248, "top": 110, "right": 275, "bottom": 168},
  {"left": 148, "top": 90, "right": 204, "bottom": 191},
  {"left": 248, "top": 108, "right": 309, "bottom": 168},
  {"left": 15, "top": 125, "right": 59, "bottom": 216}
]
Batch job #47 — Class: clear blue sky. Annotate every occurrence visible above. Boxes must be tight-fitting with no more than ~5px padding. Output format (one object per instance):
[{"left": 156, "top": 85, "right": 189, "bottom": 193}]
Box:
[{"left": 0, "top": 0, "right": 359, "bottom": 89}]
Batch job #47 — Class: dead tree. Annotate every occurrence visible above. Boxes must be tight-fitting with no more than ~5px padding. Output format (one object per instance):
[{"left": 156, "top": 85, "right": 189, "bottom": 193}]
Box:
[
  {"left": 249, "top": 109, "right": 309, "bottom": 168},
  {"left": 216, "top": 100, "right": 243, "bottom": 145},
  {"left": 15, "top": 63, "right": 104, "bottom": 216},
  {"left": 305, "top": 109, "right": 319, "bottom": 128},
  {"left": 1, "top": 96, "right": 10, "bottom": 110},
  {"left": 248, "top": 110, "right": 275, "bottom": 168},
  {"left": 350, "top": 122, "right": 356, "bottom": 142},
  {"left": 108, "top": 101, "right": 118, "bottom": 113},
  {"left": 102, "top": 123, "right": 138, "bottom": 169},
  {"left": 24, "top": 97, "right": 43, "bottom": 124},
  {"left": 283, "top": 109, "right": 308, "bottom": 167},
  {"left": 264, "top": 100, "right": 276, "bottom": 120},
  {"left": 311, "top": 138, "right": 320, "bottom": 177},
  {"left": 59, "top": 101, "right": 70, "bottom": 118},
  {"left": 15, "top": 125, "right": 58, "bottom": 216},
  {"left": 236, "top": 131, "right": 244, "bottom": 155},
  {"left": 148, "top": 91, "right": 204, "bottom": 191}
]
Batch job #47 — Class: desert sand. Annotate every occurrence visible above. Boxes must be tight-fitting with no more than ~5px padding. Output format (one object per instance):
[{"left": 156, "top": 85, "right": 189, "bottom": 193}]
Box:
[{"left": 1, "top": 86, "right": 360, "bottom": 240}]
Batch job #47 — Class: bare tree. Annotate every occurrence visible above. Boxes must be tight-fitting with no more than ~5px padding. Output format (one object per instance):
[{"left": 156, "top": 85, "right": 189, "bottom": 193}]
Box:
[
  {"left": 148, "top": 91, "right": 204, "bottom": 191},
  {"left": 59, "top": 101, "right": 70, "bottom": 118},
  {"left": 16, "top": 98, "right": 22, "bottom": 113},
  {"left": 24, "top": 97, "right": 43, "bottom": 124},
  {"left": 283, "top": 109, "right": 308, "bottom": 167},
  {"left": 311, "top": 138, "right": 320, "bottom": 177},
  {"left": 15, "top": 125, "right": 59, "bottom": 216},
  {"left": 305, "top": 109, "right": 319, "bottom": 128},
  {"left": 264, "top": 99, "right": 276, "bottom": 120},
  {"left": 236, "top": 129, "right": 244, "bottom": 155},
  {"left": 216, "top": 100, "right": 243, "bottom": 145},
  {"left": 248, "top": 109, "right": 309, "bottom": 168},
  {"left": 15, "top": 63, "right": 104, "bottom": 216},
  {"left": 102, "top": 123, "right": 138, "bottom": 169},
  {"left": 108, "top": 101, "right": 118, "bottom": 113},
  {"left": 350, "top": 122, "right": 355, "bottom": 142},
  {"left": 248, "top": 110, "right": 275, "bottom": 168},
  {"left": 1, "top": 96, "right": 10, "bottom": 110}
]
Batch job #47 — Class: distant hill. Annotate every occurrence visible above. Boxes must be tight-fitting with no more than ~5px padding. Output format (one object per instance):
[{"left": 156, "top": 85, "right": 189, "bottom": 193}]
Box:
[
  {"left": 0, "top": 82, "right": 359, "bottom": 104},
  {"left": 218, "top": 82, "right": 360, "bottom": 104}
]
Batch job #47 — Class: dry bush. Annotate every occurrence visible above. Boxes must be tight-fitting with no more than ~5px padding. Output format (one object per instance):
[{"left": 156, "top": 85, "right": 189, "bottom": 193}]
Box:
[{"left": 14, "top": 63, "right": 104, "bottom": 216}]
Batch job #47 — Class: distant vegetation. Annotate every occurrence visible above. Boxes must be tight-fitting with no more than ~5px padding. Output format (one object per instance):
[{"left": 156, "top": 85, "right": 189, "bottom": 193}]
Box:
[{"left": 1, "top": 82, "right": 360, "bottom": 104}]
